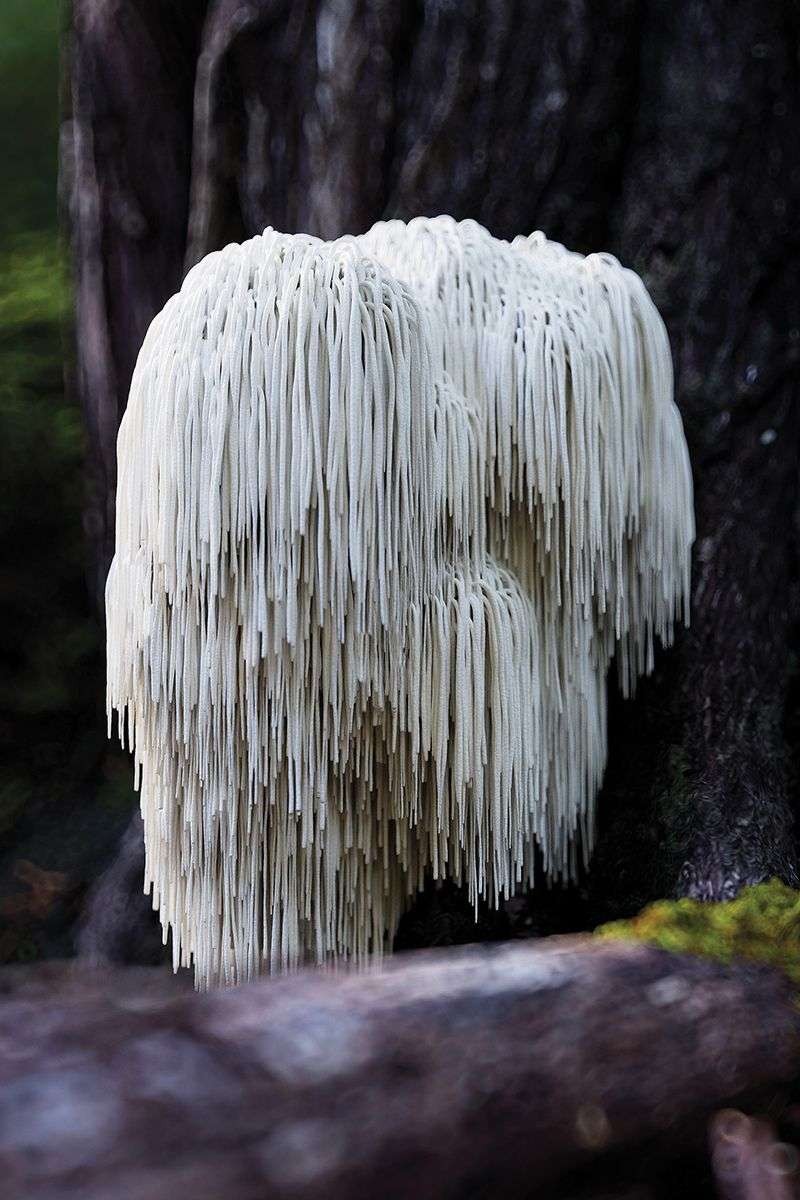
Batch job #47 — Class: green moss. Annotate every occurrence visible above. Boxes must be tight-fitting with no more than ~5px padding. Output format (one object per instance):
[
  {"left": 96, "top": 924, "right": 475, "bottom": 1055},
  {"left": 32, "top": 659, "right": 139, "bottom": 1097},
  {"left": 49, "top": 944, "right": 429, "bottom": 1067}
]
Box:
[{"left": 597, "top": 879, "right": 800, "bottom": 986}]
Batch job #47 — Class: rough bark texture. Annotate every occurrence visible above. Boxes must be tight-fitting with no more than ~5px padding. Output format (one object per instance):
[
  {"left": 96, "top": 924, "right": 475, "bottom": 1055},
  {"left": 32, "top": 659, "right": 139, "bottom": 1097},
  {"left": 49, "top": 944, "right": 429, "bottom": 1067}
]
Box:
[
  {"left": 606, "top": 0, "right": 800, "bottom": 903},
  {"left": 2, "top": 940, "right": 799, "bottom": 1200},
  {"left": 66, "top": 0, "right": 207, "bottom": 605},
  {"left": 63, "top": 0, "right": 800, "bottom": 952}
]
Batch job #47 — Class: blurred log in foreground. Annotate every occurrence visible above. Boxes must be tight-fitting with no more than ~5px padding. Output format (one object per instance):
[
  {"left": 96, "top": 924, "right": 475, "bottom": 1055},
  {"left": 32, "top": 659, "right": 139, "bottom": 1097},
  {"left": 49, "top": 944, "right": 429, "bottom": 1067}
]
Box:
[
  {"left": 709, "top": 1110, "right": 799, "bottom": 1200},
  {"left": 1, "top": 939, "right": 799, "bottom": 1200}
]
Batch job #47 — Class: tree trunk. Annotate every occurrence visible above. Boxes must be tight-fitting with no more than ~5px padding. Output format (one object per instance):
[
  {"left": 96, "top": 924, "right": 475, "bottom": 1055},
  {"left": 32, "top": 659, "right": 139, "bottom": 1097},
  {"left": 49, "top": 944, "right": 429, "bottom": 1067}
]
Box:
[
  {"left": 65, "top": 0, "right": 208, "bottom": 604},
  {"left": 597, "top": 0, "right": 800, "bottom": 906},
  {"left": 63, "top": 0, "right": 800, "bottom": 947}
]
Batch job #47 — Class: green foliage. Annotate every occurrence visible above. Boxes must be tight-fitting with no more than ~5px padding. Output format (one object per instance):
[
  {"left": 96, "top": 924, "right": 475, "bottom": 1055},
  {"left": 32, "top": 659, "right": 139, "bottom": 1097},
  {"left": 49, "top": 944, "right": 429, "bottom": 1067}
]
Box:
[
  {"left": 0, "top": 0, "right": 141, "bottom": 967},
  {"left": 0, "top": 0, "right": 62, "bottom": 240},
  {"left": 0, "top": 231, "right": 68, "bottom": 329},
  {"left": 597, "top": 879, "right": 800, "bottom": 986},
  {"left": 0, "top": 231, "right": 92, "bottom": 717},
  {"left": 0, "top": 0, "right": 75, "bottom": 712}
]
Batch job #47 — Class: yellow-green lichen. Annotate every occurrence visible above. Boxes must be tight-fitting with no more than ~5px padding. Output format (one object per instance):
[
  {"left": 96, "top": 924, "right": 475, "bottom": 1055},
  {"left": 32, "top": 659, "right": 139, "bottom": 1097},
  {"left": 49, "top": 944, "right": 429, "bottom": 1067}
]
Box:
[{"left": 596, "top": 879, "right": 800, "bottom": 986}]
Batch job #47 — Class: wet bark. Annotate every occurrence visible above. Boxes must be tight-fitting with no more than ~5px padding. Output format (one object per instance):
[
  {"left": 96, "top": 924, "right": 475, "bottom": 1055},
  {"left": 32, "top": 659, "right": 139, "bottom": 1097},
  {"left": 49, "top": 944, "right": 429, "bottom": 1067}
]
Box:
[
  {"left": 64, "top": 0, "right": 800, "bottom": 948},
  {"left": 2, "top": 940, "right": 799, "bottom": 1200}
]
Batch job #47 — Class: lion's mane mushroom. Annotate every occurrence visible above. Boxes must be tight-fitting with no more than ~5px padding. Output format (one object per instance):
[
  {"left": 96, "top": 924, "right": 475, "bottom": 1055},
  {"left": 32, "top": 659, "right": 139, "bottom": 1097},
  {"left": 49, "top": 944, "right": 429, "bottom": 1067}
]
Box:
[{"left": 106, "top": 217, "right": 694, "bottom": 988}]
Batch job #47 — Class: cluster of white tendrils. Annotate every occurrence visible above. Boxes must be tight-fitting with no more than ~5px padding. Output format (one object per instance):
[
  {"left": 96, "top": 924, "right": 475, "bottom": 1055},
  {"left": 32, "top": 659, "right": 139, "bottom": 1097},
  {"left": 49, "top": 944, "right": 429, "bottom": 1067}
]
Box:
[{"left": 106, "top": 216, "right": 694, "bottom": 989}]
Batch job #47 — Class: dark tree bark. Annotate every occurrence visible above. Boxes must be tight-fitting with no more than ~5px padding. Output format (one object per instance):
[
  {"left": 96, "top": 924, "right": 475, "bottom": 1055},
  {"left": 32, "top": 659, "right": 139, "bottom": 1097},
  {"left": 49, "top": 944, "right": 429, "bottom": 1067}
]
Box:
[
  {"left": 75, "top": 813, "right": 172, "bottom": 967},
  {"left": 65, "top": 0, "right": 209, "bottom": 604},
  {"left": 64, "top": 0, "right": 800, "bottom": 946},
  {"left": 605, "top": 0, "right": 800, "bottom": 902},
  {"left": 2, "top": 940, "right": 799, "bottom": 1200}
]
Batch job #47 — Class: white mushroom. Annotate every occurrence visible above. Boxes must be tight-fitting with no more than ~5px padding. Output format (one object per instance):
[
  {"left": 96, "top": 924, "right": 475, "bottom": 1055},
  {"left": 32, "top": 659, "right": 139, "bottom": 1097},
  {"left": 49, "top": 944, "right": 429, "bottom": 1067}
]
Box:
[{"left": 106, "top": 217, "right": 694, "bottom": 989}]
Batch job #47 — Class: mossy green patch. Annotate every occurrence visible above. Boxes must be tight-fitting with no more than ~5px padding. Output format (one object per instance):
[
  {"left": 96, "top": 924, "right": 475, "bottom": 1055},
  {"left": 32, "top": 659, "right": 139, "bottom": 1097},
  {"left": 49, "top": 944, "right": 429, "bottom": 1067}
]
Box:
[{"left": 596, "top": 879, "right": 800, "bottom": 986}]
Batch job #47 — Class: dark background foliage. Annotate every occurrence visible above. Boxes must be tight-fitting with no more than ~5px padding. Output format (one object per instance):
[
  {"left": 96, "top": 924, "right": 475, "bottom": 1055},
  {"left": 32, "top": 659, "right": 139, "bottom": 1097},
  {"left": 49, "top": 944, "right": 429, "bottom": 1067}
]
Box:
[{"left": 0, "top": 1, "right": 135, "bottom": 963}]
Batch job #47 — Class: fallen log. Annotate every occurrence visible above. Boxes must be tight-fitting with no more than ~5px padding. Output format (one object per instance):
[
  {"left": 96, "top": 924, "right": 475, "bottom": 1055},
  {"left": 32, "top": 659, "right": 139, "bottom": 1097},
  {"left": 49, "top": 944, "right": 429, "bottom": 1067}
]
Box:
[
  {"left": 0, "top": 939, "right": 798, "bottom": 1200},
  {"left": 709, "top": 1110, "right": 798, "bottom": 1200}
]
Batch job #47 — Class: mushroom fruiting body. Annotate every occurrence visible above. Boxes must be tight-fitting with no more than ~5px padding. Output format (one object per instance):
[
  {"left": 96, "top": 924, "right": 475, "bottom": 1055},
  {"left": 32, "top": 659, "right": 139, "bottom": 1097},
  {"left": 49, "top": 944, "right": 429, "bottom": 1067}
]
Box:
[{"left": 106, "top": 217, "right": 694, "bottom": 988}]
